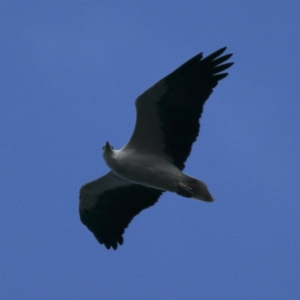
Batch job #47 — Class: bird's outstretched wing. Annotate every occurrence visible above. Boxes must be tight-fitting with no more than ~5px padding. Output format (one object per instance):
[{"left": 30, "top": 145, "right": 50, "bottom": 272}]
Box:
[
  {"left": 79, "top": 171, "right": 163, "bottom": 249},
  {"left": 126, "top": 47, "right": 233, "bottom": 170}
]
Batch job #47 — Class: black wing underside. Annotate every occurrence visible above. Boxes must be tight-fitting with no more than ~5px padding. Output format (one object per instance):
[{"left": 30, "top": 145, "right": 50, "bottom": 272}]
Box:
[
  {"left": 158, "top": 47, "right": 233, "bottom": 170},
  {"left": 80, "top": 184, "right": 163, "bottom": 250}
]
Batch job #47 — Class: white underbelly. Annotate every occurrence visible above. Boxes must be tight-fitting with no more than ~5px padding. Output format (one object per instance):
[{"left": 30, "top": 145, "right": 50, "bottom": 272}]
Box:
[{"left": 105, "top": 152, "right": 182, "bottom": 192}]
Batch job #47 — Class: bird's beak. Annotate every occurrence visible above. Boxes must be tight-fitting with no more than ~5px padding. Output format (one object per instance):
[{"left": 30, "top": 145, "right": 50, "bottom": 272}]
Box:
[{"left": 106, "top": 141, "right": 109, "bottom": 147}]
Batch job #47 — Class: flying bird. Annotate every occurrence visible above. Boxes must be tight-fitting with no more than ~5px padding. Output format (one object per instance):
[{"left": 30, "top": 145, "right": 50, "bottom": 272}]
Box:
[{"left": 80, "top": 47, "right": 233, "bottom": 250}]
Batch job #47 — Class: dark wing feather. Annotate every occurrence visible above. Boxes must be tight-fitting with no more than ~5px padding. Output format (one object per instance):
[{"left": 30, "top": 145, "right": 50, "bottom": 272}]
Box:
[
  {"left": 157, "top": 47, "right": 233, "bottom": 170},
  {"left": 80, "top": 172, "right": 163, "bottom": 250}
]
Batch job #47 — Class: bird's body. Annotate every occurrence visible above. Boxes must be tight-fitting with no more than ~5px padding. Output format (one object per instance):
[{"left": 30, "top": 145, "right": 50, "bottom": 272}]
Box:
[
  {"left": 104, "top": 147, "right": 180, "bottom": 192},
  {"left": 102, "top": 142, "right": 213, "bottom": 200},
  {"left": 80, "top": 47, "right": 234, "bottom": 249}
]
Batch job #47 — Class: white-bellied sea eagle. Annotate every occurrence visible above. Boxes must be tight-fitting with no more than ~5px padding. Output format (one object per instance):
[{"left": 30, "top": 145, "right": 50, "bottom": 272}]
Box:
[{"left": 79, "top": 47, "right": 233, "bottom": 250}]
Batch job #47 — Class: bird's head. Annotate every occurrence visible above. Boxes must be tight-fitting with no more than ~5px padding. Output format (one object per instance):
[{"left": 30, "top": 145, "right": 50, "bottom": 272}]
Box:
[
  {"left": 102, "top": 141, "right": 114, "bottom": 151},
  {"left": 102, "top": 141, "right": 114, "bottom": 155},
  {"left": 102, "top": 141, "right": 116, "bottom": 167}
]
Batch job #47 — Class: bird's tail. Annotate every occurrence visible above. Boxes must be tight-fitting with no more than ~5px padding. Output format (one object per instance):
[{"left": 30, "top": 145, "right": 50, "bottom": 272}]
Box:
[{"left": 177, "top": 174, "right": 214, "bottom": 202}]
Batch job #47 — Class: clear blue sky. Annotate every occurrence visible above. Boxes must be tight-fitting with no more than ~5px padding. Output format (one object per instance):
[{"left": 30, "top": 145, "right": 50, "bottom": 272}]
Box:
[{"left": 1, "top": 1, "right": 299, "bottom": 299}]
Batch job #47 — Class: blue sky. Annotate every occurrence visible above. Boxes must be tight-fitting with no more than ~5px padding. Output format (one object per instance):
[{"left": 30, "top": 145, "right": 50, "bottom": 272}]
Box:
[{"left": 1, "top": 1, "right": 300, "bottom": 299}]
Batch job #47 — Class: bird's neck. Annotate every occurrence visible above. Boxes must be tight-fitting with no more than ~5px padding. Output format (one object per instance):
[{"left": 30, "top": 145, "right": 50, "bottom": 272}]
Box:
[{"left": 103, "top": 149, "right": 117, "bottom": 169}]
